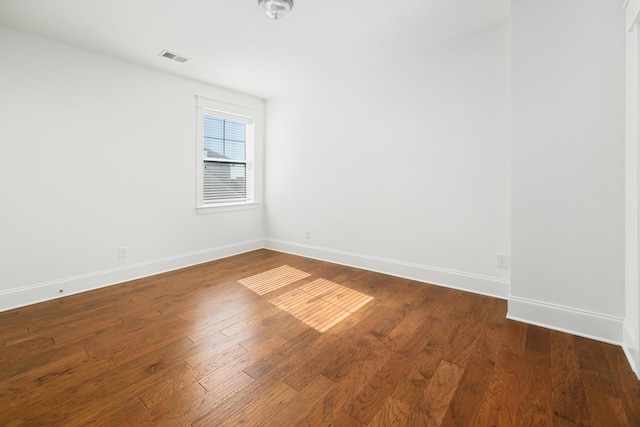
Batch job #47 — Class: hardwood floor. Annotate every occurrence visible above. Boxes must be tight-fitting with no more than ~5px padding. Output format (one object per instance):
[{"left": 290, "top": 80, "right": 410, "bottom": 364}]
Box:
[{"left": 0, "top": 249, "right": 638, "bottom": 426}]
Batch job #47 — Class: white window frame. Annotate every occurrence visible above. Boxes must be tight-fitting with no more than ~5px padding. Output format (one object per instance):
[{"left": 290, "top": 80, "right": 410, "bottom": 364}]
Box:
[{"left": 196, "top": 95, "right": 259, "bottom": 214}]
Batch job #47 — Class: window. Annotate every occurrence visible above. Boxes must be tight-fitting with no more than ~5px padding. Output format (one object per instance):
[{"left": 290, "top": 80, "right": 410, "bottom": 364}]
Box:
[
  {"left": 203, "top": 115, "right": 249, "bottom": 203},
  {"left": 196, "top": 96, "right": 258, "bottom": 213}
]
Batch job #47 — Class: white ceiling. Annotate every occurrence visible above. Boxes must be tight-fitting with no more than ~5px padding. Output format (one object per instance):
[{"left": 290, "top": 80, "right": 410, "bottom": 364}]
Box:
[{"left": 0, "top": 0, "right": 509, "bottom": 99}]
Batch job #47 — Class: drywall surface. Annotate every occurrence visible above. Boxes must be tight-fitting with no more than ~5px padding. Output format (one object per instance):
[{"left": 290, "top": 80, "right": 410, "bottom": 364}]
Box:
[
  {"left": 264, "top": 23, "right": 511, "bottom": 297},
  {"left": 0, "top": 26, "right": 264, "bottom": 310},
  {"left": 510, "top": 0, "right": 625, "bottom": 342}
]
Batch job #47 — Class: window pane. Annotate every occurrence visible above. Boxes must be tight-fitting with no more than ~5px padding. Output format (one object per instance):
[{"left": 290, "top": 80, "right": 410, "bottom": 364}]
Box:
[
  {"left": 224, "top": 140, "right": 245, "bottom": 161},
  {"left": 203, "top": 116, "right": 224, "bottom": 158},
  {"left": 224, "top": 120, "right": 245, "bottom": 142},
  {"left": 204, "top": 138, "right": 224, "bottom": 158},
  {"left": 204, "top": 116, "right": 224, "bottom": 139},
  {"left": 203, "top": 162, "right": 247, "bottom": 202},
  {"left": 203, "top": 115, "right": 246, "bottom": 161}
]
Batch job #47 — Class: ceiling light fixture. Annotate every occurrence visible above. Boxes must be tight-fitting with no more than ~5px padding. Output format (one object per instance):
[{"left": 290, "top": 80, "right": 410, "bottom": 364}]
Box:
[{"left": 258, "top": 0, "right": 293, "bottom": 20}]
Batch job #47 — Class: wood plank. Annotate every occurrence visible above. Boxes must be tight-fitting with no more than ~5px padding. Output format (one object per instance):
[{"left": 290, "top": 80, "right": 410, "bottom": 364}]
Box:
[
  {"left": 138, "top": 344, "right": 246, "bottom": 407},
  {"left": 283, "top": 336, "right": 350, "bottom": 390},
  {"left": 441, "top": 326, "right": 501, "bottom": 426},
  {"left": 381, "top": 301, "right": 437, "bottom": 353},
  {"left": 195, "top": 339, "right": 285, "bottom": 391},
  {"left": 218, "top": 381, "right": 298, "bottom": 426},
  {"left": 367, "top": 396, "right": 411, "bottom": 427},
  {"left": 62, "top": 394, "right": 147, "bottom": 427},
  {"left": 330, "top": 413, "right": 367, "bottom": 427},
  {"left": 391, "top": 347, "right": 444, "bottom": 408},
  {"left": 515, "top": 347, "right": 553, "bottom": 426},
  {"left": 292, "top": 379, "right": 358, "bottom": 426},
  {"left": 0, "top": 335, "right": 61, "bottom": 381},
  {"left": 0, "top": 350, "right": 90, "bottom": 404},
  {"left": 1, "top": 356, "right": 116, "bottom": 421},
  {"left": 407, "top": 316, "right": 457, "bottom": 355},
  {"left": 501, "top": 320, "right": 528, "bottom": 356},
  {"left": 524, "top": 324, "right": 550, "bottom": 354},
  {"left": 475, "top": 349, "right": 523, "bottom": 427},
  {"left": 322, "top": 333, "right": 379, "bottom": 382},
  {"left": 16, "top": 337, "right": 193, "bottom": 425},
  {"left": 404, "top": 360, "right": 464, "bottom": 426},
  {"left": 443, "top": 314, "right": 486, "bottom": 368},
  {"left": 602, "top": 345, "right": 640, "bottom": 426},
  {"left": 553, "top": 416, "right": 582, "bottom": 427},
  {"left": 269, "top": 374, "right": 337, "bottom": 425},
  {"left": 585, "top": 388, "right": 629, "bottom": 427},
  {"left": 243, "top": 327, "right": 320, "bottom": 379},
  {"left": 189, "top": 340, "right": 320, "bottom": 426},
  {"left": 347, "top": 351, "right": 411, "bottom": 424},
  {"left": 122, "top": 381, "right": 212, "bottom": 426},
  {"left": 550, "top": 331, "right": 590, "bottom": 426},
  {"left": 293, "top": 356, "right": 394, "bottom": 426}
]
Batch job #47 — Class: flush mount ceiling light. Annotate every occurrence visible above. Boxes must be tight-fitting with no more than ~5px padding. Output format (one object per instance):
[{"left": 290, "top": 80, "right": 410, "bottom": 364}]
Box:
[{"left": 258, "top": 0, "right": 293, "bottom": 20}]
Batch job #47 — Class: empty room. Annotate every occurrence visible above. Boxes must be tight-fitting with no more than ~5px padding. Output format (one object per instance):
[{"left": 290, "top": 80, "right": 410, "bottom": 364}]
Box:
[{"left": 1, "top": 0, "right": 639, "bottom": 425}]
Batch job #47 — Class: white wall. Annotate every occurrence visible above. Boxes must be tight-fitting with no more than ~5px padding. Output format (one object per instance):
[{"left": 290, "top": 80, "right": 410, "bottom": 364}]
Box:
[
  {"left": 0, "top": 26, "right": 264, "bottom": 311},
  {"left": 510, "top": 0, "right": 626, "bottom": 343},
  {"left": 264, "top": 23, "right": 511, "bottom": 298}
]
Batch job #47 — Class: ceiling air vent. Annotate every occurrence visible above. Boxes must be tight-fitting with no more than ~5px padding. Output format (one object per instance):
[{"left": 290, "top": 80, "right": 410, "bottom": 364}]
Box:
[{"left": 159, "top": 50, "right": 190, "bottom": 64}]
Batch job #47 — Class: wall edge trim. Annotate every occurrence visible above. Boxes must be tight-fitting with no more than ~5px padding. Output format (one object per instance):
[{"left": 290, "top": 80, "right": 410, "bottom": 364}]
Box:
[
  {"left": 263, "top": 238, "right": 510, "bottom": 299},
  {"left": 507, "top": 296, "right": 624, "bottom": 345},
  {"left": 0, "top": 239, "right": 264, "bottom": 313},
  {"left": 623, "top": 320, "right": 640, "bottom": 378}
]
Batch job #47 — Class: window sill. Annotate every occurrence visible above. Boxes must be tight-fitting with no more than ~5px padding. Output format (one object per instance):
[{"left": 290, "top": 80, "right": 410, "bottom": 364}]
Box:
[{"left": 197, "top": 202, "right": 259, "bottom": 215}]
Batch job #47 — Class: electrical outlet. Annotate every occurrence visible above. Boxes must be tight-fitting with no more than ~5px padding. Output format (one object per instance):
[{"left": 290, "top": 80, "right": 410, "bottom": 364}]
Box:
[
  {"left": 118, "top": 246, "right": 128, "bottom": 258},
  {"left": 304, "top": 229, "right": 310, "bottom": 239},
  {"left": 497, "top": 253, "right": 510, "bottom": 269}
]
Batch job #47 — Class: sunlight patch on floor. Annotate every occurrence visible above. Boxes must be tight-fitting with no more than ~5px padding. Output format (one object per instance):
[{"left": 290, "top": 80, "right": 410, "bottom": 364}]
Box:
[
  {"left": 238, "top": 265, "right": 310, "bottom": 295},
  {"left": 269, "top": 279, "right": 374, "bottom": 333}
]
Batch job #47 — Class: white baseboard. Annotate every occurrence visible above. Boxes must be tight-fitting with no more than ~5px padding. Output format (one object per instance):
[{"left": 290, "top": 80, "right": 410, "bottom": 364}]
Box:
[
  {"left": 507, "top": 296, "right": 624, "bottom": 345},
  {"left": 0, "top": 239, "right": 264, "bottom": 313},
  {"left": 263, "top": 238, "right": 510, "bottom": 299},
  {"left": 623, "top": 321, "right": 640, "bottom": 378}
]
